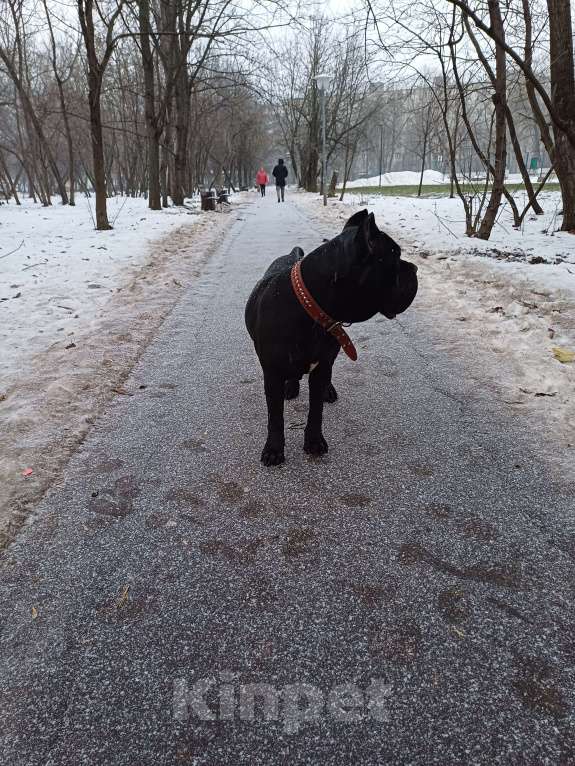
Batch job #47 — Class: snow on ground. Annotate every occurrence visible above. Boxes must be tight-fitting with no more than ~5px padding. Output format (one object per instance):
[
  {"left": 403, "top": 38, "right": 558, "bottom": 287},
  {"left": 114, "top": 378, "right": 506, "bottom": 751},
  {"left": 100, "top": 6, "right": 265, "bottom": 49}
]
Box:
[
  {"left": 0, "top": 196, "right": 199, "bottom": 382},
  {"left": 346, "top": 170, "right": 447, "bottom": 187},
  {"left": 0, "top": 194, "right": 245, "bottom": 543},
  {"left": 341, "top": 189, "right": 575, "bottom": 297},
  {"left": 345, "top": 170, "right": 552, "bottom": 187},
  {"left": 295, "top": 188, "right": 575, "bottom": 481}
]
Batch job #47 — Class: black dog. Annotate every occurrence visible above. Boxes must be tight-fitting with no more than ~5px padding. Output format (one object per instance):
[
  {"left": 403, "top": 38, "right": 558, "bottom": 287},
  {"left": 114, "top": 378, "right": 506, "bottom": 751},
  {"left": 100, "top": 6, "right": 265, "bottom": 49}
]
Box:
[{"left": 245, "top": 209, "right": 418, "bottom": 466}]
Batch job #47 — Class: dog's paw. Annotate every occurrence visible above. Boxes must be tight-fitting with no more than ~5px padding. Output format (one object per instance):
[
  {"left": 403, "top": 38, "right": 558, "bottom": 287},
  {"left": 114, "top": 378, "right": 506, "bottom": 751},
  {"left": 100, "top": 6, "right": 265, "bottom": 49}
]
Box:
[
  {"left": 323, "top": 383, "right": 338, "bottom": 403},
  {"left": 304, "top": 432, "right": 328, "bottom": 456},
  {"left": 261, "top": 443, "right": 285, "bottom": 466},
  {"left": 284, "top": 379, "right": 300, "bottom": 400}
]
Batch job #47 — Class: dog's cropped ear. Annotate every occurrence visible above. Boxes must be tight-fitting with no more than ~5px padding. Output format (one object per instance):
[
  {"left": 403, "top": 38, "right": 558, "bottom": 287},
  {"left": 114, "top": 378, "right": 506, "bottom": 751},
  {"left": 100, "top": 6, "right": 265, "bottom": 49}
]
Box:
[
  {"left": 343, "top": 209, "right": 369, "bottom": 230},
  {"left": 355, "top": 211, "right": 380, "bottom": 253}
]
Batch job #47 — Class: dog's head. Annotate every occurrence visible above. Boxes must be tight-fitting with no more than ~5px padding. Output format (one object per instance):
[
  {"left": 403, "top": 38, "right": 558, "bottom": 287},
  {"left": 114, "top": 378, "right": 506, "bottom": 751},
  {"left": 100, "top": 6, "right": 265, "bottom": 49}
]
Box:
[{"left": 342, "top": 209, "right": 418, "bottom": 319}]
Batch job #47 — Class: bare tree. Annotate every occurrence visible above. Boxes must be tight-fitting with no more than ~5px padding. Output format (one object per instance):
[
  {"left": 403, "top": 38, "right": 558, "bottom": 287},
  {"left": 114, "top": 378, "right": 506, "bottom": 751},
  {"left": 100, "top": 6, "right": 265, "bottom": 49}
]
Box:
[
  {"left": 77, "top": 0, "right": 126, "bottom": 228},
  {"left": 446, "top": 0, "right": 575, "bottom": 230},
  {"left": 42, "top": 0, "right": 78, "bottom": 205},
  {"left": 0, "top": 0, "right": 69, "bottom": 204}
]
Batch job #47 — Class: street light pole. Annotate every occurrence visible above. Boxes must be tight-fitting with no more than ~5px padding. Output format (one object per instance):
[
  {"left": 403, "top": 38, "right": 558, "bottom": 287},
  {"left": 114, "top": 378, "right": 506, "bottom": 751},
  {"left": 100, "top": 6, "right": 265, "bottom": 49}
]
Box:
[
  {"left": 321, "top": 85, "right": 327, "bottom": 206},
  {"left": 315, "top": 74, "right": 332, "bottom": 207},
  {"left": 378, "top": 124, "right": 384, "bottom": 187}
]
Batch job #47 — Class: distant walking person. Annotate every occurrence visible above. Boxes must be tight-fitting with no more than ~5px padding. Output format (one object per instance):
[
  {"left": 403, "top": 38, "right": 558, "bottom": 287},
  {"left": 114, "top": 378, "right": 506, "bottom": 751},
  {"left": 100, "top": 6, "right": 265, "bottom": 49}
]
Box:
[
  {"left": 256, "top": 167, "right": 268, "bottom": 197},
  {"left": 272, "top": 158, "right": 288, "bottom": 202}
]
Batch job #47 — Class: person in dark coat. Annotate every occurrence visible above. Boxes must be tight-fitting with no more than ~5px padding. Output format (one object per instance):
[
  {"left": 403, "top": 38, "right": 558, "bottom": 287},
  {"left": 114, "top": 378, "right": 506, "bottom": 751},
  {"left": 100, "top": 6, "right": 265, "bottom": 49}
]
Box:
[{"left": 272, "top": 158, "right": 288, "bottom": 203}]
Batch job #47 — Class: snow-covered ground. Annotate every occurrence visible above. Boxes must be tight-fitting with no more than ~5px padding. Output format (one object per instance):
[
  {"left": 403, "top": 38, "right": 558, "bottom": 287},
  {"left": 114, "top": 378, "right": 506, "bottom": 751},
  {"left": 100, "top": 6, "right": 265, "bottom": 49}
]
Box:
[
  {"left": 341, "top": 189, "right": 575, "bottom": 296},
  {"left": 296, "top": 188, "right": 575, "bottom": 479},
  {"left": 345, "top": 170, "right": 553, "bottom": 187},
  {"left": 1, "top": 196, "right": 200, "bottom": 382},
  {"left": 0, "top": 194, "right": 243, "bottom": 542},
  {"left": 346, "top": 170, "right": 447, "bottom": 187}
]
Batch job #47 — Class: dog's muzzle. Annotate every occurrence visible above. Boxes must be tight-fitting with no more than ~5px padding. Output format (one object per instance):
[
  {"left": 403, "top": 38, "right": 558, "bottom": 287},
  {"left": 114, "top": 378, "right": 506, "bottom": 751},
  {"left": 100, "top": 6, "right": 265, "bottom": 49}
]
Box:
[{"left": 382, "top": 260, "right": 418, "bottom": 318}]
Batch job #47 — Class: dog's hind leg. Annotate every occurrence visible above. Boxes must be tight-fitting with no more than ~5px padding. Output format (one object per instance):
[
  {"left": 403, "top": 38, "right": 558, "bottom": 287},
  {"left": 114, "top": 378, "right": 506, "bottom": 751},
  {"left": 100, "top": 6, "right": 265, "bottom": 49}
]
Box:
[
  {"left": 284, "top": 379, "right": 300, "bottom": 400},
  {"left": 304, "top": 365, "right": 330, "bottom": 456},
  {"left": 323, "top": 382, "right": 338, "bottom": 403},
  {"left": 261, "top": 370, "right": 286, "bottom": 466}
]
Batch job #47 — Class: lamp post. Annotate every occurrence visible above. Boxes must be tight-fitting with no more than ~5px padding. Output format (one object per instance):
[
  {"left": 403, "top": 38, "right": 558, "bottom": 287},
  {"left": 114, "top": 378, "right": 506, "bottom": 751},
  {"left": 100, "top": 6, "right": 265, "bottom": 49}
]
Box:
[
  {"left": 315, "top": 73, "right": 332, "bottom": 206},
  {"left": 378, "top": 124, "right": 384, "bottom": 187}
]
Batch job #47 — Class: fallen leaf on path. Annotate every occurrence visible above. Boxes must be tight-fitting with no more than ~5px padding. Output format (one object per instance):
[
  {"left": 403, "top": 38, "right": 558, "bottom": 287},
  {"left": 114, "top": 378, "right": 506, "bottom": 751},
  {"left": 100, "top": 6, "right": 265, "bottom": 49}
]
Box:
[
  {"left": 31, "top": 606, "right": 38, "bottom": 619},
  {"left": 112, "top": 387, "right": 133, "bottom": 396},
  {"left": 116, "top": 584, "right": 130, "bottom": 609},
  {"left": 552, "top": 347, "right": 575, "bottom": 364}
]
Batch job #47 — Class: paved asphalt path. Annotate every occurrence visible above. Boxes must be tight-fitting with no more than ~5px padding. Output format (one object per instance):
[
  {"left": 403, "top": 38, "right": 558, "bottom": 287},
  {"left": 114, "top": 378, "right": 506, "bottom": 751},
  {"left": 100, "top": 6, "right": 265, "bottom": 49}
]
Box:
[{"left": 1, "top": 196, "right": 575, "bottom": 765}]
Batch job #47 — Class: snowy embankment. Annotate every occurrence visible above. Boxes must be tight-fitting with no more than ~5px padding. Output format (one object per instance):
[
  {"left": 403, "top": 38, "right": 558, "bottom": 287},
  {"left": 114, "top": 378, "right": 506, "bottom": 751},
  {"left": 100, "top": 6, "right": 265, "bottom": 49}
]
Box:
[
  {"left": 296, "top": 189, "right": 575, "bottom": 479},
  {"left": 0, "top": 195, "right": 240, "bottom": 542},
  {"left": 345, "top": 170, "right": 551, "bottom": 188},
  {"left": 346, "top": 170, "right": 447, "bottom": 187}
]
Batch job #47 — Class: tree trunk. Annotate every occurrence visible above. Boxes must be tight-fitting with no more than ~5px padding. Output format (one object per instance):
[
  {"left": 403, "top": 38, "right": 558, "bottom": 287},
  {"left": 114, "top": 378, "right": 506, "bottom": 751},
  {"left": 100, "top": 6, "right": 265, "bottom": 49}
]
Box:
[
  {"left": 417, "top": 132, "right": 428, "bottom": 197},
  {"left": 160, "top": 92, "right": 172, "bottom": 208},
  {"left": 169, "top": 6, "right": 190, "bottom": 209},
  {"left": 0, "top": 150, "right": 20, "bottom": 204},
  {"left": 172, "top": 73, "right": 189, "bottom": 206},
  {"left": 77, "top": 0, "right": 123, "bottom": 229},
  {"left": 476, "top": 0, "right": 507, "bottom": 239},
  {"left": 521, "top": 0, "right": 574, "bottom": 227},
  {"left": 138, "top": 0, "right": 161, "bottom": 210},
  {"left": 328, "top": 170, "right": 338, "bottom": 196},
  {"left": 62, "top": 99, "right": 75, "bottom": 206},
  {"left": 301, "top": 144, "right": 319, "bottom": 192},
  {"left": 548, "top": 0, "right": 575, "bottom": 230},
  {"left": 87, "top": 78, "right": 112, "bottom": 230}
]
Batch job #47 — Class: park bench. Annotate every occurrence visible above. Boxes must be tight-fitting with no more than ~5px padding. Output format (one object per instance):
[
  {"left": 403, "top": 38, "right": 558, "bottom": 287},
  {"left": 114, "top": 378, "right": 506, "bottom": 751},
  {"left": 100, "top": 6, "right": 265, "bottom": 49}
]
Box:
[{"left": 200, "top": 188, "right": 230, "bottom": 211}]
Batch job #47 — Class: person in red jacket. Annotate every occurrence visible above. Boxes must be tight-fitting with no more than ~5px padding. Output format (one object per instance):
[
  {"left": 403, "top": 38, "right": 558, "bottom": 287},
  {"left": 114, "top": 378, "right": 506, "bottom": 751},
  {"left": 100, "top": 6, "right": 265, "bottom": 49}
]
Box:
[{"left": 256, "top": 167, "right": 269, "bottom": 197}]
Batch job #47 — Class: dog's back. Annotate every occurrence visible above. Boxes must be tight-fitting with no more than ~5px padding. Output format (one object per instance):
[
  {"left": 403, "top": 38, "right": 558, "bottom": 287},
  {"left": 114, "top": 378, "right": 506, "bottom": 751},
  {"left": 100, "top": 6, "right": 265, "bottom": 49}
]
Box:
[
  {"left": 245, "top": 246, "right": 304, "bottom": 341},
  {"left": 261, "top": 246, "right": 304, "bottom": 281}
]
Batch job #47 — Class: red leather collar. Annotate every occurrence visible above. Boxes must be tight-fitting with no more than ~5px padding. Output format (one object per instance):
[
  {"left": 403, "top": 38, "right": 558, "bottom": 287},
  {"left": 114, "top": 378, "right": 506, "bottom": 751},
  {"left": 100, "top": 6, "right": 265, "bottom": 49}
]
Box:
[{"left": 290, "top": 259, "right": 357, "bottom": 361}]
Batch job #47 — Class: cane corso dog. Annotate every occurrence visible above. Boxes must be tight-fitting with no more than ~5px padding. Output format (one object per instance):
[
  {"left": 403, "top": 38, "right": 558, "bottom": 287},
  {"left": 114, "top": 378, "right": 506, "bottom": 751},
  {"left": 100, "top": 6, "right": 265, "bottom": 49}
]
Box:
[{"left": 245, "top": 209, "right": 418, "bottom": 466}]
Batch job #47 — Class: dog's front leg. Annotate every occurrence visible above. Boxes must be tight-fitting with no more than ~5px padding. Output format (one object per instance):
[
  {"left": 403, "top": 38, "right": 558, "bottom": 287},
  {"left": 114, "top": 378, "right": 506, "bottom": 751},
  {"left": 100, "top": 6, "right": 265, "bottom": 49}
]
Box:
[
  {"left": 261, "top": 370, "right": 286, "bottom": 466},
  {"left": 304, "top": 365, "right": 330, "bottom": 456}
]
